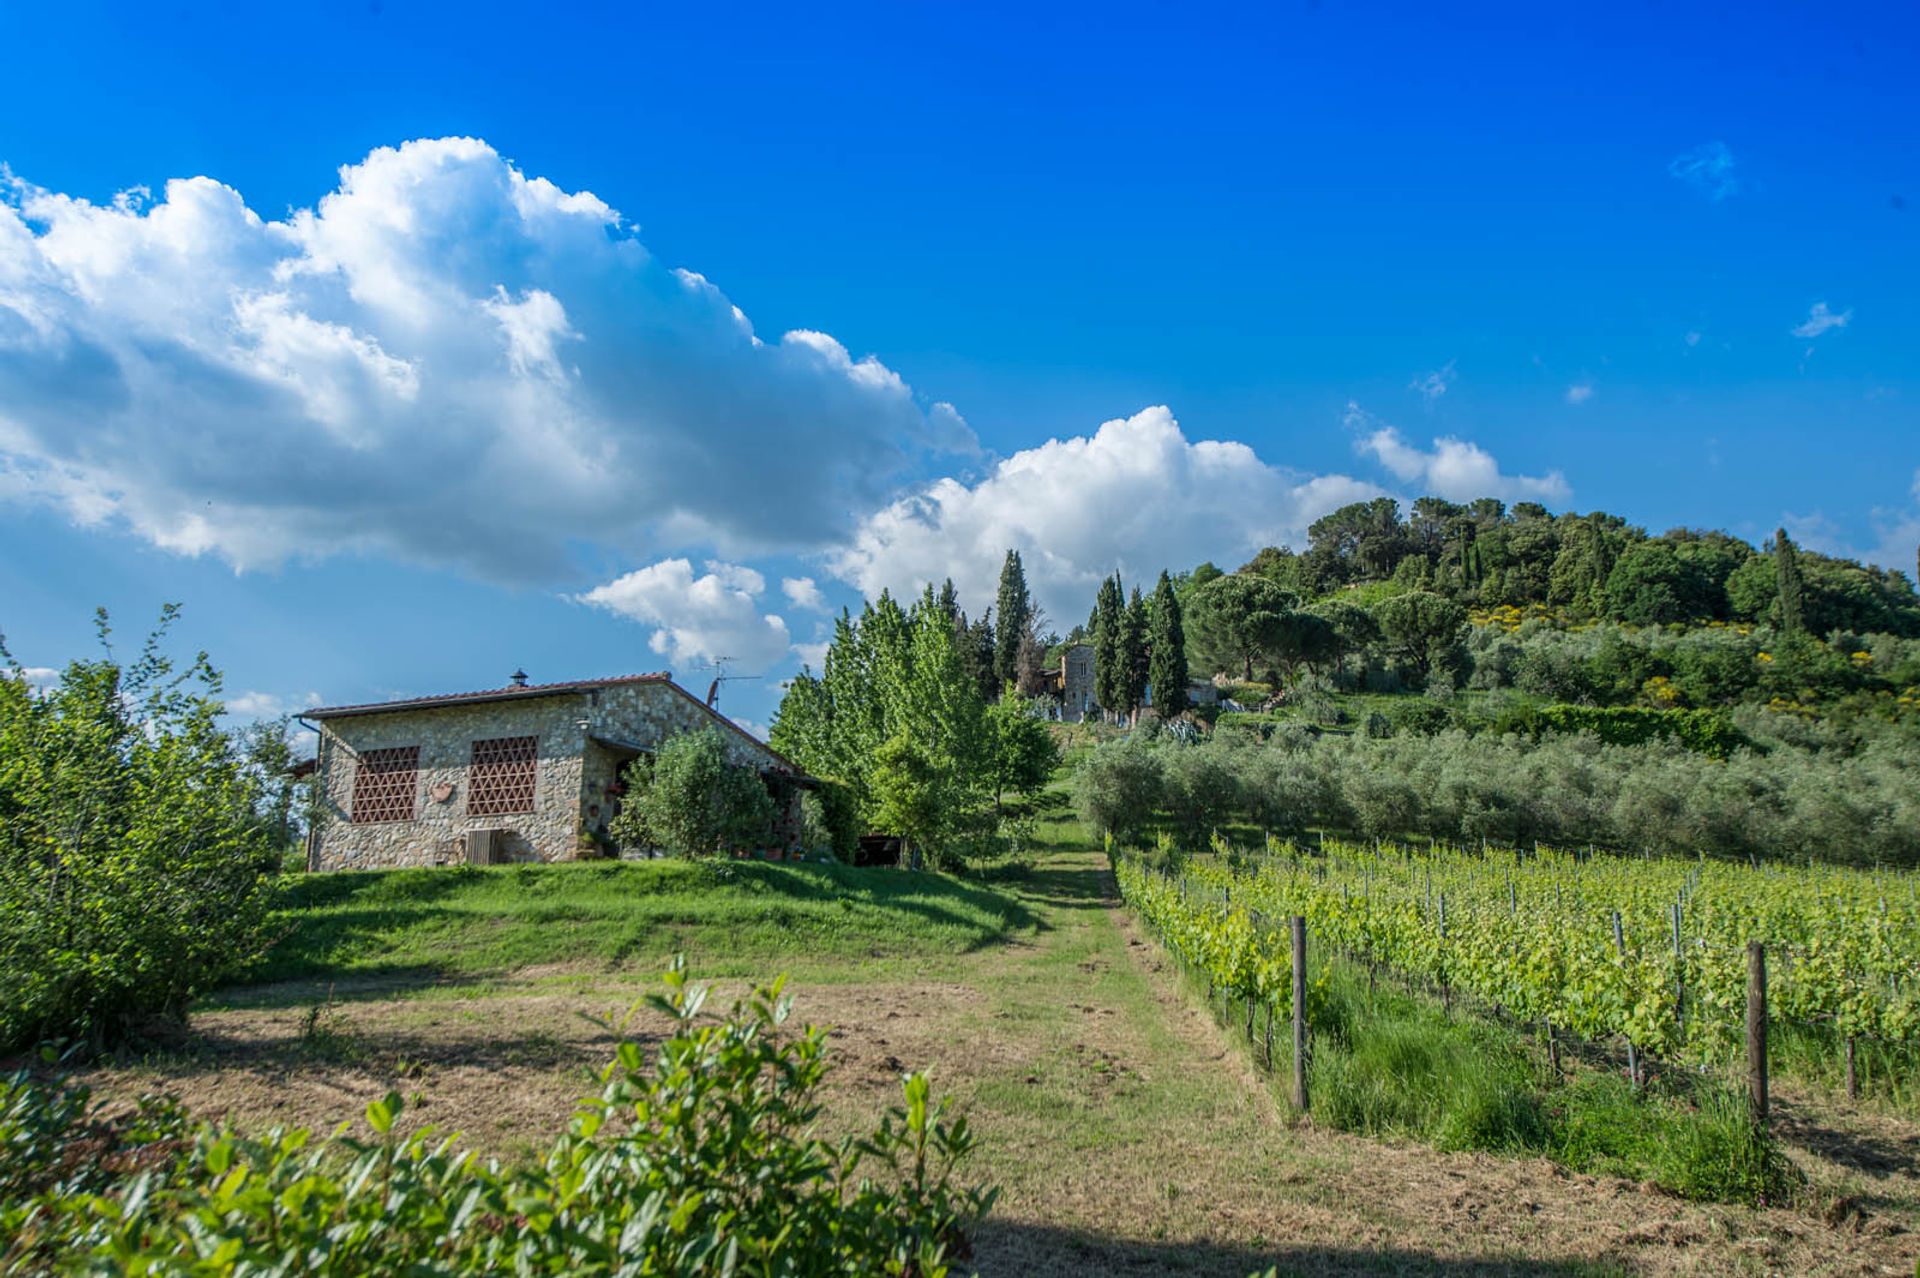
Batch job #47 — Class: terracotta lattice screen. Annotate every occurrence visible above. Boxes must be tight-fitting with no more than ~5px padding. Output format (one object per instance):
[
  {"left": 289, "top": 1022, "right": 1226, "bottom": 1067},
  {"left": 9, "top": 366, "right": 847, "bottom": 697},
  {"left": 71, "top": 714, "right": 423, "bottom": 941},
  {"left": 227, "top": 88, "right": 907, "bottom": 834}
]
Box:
[
  {"left": 469, "top": 735, "right": 538, "bottom": 816},
  {"left": 351, "top": 746, "right": 420, "bottom": 823}
]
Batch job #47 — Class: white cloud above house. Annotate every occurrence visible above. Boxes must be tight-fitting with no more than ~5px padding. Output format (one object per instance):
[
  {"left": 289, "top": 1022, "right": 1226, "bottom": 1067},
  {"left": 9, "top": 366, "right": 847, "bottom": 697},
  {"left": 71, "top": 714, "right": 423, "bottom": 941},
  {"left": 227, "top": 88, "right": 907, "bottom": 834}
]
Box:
[
  {"left": 223, "top": 689, "right": 323, "bottom": 719},
  {"left": 830, "top": 405, "right": 1381, "bottom": 622},
  {"left": 0, "top": 138, "right": 973, "bottom": 582},
  {"left": 1349, "top": 404, "right": 1570, "bottom": 505},
  {"left": 576, "top": 558, "right": 793, "bottom": 673}
]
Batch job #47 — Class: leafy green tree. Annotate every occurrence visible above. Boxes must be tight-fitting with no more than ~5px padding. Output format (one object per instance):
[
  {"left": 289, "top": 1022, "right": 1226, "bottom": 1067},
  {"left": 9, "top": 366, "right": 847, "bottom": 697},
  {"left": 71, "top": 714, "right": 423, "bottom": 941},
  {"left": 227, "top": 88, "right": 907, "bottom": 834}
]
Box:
[
  {"left": 1185, "top": 573, "right": 1296, "bottom": 680},
  {"left": 773, "top": 585, "right": 998, "bottom": 866},
  {"left": 1603, "top": 540, "right": 1720, "bottom": 625},
  {"left": 955, "top": 607, "right": 998, "bottom": 702},
  {"left": 1371, "top": 590, "right": 1468, "bottom": 683},
  {"left": 1273, "top": 610, "right": 1338, "bottom": 686},
  {"left": 869, "top": 733, "right": 945, "bottom": 866},
  {"left": 610, "top": 727, "right": 775, "bottom": 857},
  {"left": 993, "top": 550, "right": 1032, "bottom": 693},
  {"left": 983, "top": 696, "right": 1061, "bottom": 812},
  {"left": 0, "top": 608, "right": 279, "bottom": 1051},
  {"left": 1070, "top": 736, "right": 1163, "bottom": 845},
  {"left": 1302, "top": 497, "right": 1408, "bottom": 589},
  {"left": 1238, "top": 545, "right": 1305, "bottom": 593},
  {"left": 1311, "top": 601, "right": 1380, "bottom": 686},
  {"left": 1148, "top": 570, "right": 1190, "bottom": 719}
]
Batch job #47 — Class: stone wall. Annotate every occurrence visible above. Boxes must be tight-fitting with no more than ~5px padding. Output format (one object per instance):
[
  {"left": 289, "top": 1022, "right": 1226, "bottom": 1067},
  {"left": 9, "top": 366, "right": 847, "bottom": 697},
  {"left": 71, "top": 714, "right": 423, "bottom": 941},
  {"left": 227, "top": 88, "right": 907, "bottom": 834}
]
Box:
[
  {"left": 312, "top": 681, "right": 804, "bottom": 870},
  {"left": 312, "top": 696, "right": 591, "bottom": 870},
  {"left": 1060, "top": 644, "right": 1096, "bottom": 721}
]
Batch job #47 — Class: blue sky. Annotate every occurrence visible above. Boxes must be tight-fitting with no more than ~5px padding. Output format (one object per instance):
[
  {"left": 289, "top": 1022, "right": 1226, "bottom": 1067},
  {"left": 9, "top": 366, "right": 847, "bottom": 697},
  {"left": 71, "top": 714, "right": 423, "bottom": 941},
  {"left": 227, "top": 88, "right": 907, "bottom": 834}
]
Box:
[{"left": 1, "top": 0, "right": 1916, "bottom": 736}]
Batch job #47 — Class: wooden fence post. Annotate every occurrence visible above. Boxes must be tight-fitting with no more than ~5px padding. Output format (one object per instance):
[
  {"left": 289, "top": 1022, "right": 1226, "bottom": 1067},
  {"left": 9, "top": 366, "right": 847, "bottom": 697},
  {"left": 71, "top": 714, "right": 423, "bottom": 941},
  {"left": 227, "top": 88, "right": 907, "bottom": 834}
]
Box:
[
  {"left": 1291, "top": 915, "right": 1308, "bottom": 1112},
  {"left": 1613, "top": 910, "right": 1638, "bottom": 1087},
  {"left": 1747, "top": 941, "right": 1768, "bottom": 1126}
]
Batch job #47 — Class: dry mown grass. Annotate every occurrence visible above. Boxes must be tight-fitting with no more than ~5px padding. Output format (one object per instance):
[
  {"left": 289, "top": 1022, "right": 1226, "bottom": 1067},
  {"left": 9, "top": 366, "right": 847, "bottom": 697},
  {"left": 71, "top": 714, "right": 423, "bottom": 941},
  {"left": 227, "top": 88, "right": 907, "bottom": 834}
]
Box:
[{"left": 74, "top": 847, "right": 1920, "bottom": 1277}]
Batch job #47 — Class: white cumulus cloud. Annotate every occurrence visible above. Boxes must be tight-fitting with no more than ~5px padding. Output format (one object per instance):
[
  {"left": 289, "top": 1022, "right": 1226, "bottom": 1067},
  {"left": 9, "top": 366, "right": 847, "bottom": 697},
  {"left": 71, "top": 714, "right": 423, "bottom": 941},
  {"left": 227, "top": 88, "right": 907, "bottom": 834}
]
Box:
[
  {"left": 781, "top": 576, "right": 827, "bottom": 611},
  {"left": 0, "top": 138, "right": 973, "bottom": 581},
  {"left": 830, "top": 405, "right": 1381, "bottom": 623},
  {"left": 1565, "top": 382, "right": 1594, "bottom": 405},
  {"left": 576, "top": 558, "right": 792, "bottom": 673},
  {"left": 223, "top": 689, "right": 323, "bottom": 719},
  {"left": 1791, "top": 302, "right": 1852, "bottom": 339},
  {"left": 1349, "top": 404, "right": 1570, "bottom": 505}
]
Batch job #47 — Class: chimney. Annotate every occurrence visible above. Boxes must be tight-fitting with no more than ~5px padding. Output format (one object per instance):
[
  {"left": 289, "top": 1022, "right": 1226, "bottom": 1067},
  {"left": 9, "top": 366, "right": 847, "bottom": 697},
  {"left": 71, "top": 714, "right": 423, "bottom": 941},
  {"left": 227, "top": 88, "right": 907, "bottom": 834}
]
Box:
[{"left": 510, "top": 669, "right": 529, "bottom": 688}]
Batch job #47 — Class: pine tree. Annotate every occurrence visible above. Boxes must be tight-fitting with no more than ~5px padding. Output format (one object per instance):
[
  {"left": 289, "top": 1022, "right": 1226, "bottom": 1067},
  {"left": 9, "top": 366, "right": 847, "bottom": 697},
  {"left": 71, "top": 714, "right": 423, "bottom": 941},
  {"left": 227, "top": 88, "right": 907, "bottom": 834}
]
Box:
[
  {"left": 993, "top": 551, "right": 1033, "bottom": 694},
  {"left": 1148, "top": 570, "right": 1189, "bottom": 719},
  {"left": 1775, "top": 527, "right": 1805, "bottom": 636},
  {"left": 1122, "top": 587, "right": 1150, "bottom": 718}
]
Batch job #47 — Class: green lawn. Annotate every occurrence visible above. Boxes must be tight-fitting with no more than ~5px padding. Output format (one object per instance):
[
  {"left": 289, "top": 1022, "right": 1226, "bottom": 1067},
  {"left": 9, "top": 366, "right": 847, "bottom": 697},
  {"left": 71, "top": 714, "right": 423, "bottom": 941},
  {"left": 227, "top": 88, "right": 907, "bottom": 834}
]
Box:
[{"left": 243, "top": 856, "right": 1039, "bottom": 994}]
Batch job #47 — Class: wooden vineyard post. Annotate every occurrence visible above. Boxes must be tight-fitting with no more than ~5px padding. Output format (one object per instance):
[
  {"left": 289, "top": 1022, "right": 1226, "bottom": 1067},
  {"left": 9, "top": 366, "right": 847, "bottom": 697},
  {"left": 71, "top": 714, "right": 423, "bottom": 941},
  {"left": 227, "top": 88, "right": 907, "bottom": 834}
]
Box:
[
  {"left": 1671, "top": 899, "right": 1685, "bottom": 1038},
  {"left": 1845, "top": 1035, "right": 1857, "bottom": 1101},
  {"left": 1611, "top": 910, "right": 1638, "bottom": 1086},
  {"left": 1291, "top": 916, "right": 1309, "bottom": 1112},
  {"left": 1747, "top": 941, "right": 1769, "bottom": 1127}
]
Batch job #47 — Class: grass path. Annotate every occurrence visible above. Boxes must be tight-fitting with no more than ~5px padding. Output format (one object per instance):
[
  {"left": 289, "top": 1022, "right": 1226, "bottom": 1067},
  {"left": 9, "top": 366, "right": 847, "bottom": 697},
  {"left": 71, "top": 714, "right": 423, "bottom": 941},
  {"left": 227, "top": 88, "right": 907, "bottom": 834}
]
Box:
[{"left": 78, "top": 840, "right": 1919, "bottom": 1276}]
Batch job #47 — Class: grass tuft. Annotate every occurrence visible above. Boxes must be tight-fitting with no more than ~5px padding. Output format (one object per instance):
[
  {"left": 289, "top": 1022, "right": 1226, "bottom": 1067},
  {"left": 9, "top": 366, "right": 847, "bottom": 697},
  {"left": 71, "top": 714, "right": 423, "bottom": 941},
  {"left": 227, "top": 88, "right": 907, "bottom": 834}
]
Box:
[{"left": 1280, "top": 960, "right": 1803, "bottom": 1206}]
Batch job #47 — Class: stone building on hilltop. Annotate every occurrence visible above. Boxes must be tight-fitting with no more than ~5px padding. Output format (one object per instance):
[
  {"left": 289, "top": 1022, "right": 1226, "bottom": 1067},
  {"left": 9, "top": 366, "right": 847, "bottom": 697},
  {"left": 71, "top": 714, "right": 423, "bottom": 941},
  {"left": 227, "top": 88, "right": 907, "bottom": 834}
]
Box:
[{"left": 302, "top": 672, "right": 811, "bottom": 870}]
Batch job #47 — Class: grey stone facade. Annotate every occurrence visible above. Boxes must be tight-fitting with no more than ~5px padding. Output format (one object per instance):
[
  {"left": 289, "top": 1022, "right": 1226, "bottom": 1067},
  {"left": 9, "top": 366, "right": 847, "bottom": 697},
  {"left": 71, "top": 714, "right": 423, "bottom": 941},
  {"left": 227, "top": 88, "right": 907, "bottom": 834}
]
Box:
[
  {"left": 308, "top": 676, "right": 805, "bottom": 871},
  {"left": 1059, "top": 644, "right": 1096, "bottom": 721}
]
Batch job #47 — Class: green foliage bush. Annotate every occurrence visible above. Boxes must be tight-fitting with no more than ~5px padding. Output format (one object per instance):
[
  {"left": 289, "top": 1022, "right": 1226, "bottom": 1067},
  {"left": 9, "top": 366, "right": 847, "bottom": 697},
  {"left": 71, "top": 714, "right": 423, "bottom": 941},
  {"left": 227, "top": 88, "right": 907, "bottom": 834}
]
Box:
[
  {"left": 0, "top": 962, "right": 996, "bottom": 1275},
  {"left": 1070, "top": 736, "right": 1163, "bottom": 846},
  {"left": 610, "top": 727, "right": 776, "bottom": 857},
  {"left": 0, "top": 611, "right": 279, "bottom": 1052},
  {"left": 1529, "top": 704, "right": 1746, "bottom": 757}
]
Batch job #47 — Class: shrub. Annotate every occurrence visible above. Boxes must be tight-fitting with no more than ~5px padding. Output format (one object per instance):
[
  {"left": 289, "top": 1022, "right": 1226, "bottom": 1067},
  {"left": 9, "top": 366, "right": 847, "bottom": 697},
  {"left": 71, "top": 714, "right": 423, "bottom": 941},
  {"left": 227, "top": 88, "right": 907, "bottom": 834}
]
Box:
[
  {"left": 0, "top": 610, "right": 279, "bottom": 1052},
  {"left": 610, "top": 727, "right": 777, "bottom": 857},
  {"left": 1071, "top": 737, "right": 1163, "bottom": 846},
  {"left": 0, "top": 961, "right": 997, "bottom": 1274}
]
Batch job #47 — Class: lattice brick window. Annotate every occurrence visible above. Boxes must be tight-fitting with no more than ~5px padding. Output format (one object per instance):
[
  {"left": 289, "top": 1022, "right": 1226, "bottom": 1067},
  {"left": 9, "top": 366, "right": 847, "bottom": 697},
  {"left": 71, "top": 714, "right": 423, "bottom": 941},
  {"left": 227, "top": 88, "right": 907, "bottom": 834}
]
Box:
[
  {"left": 469, "top": 735, "right": 538, "bottom": 816},
  {"left": 351, "top": 746, "right": 420, "bottom": 824}
]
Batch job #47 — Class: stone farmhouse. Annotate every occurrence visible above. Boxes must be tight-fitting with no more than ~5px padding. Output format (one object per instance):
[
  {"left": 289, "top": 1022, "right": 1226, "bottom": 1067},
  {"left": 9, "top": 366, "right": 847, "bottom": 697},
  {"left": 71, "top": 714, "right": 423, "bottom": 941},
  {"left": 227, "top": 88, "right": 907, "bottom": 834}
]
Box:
[
  {"left": 1046, "top": 642, "right": 1219, "bottom": 722},
  {"left": 302, "top": 672, "right": 812, "bottom": 871}
]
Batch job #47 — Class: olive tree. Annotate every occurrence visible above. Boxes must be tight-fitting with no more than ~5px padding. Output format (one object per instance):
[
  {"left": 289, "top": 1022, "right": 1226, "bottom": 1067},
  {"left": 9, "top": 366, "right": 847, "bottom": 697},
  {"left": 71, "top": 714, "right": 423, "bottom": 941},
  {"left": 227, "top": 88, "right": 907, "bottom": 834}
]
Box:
[{"left": 611, "top": 727, "right": 775, "bottom": 857}]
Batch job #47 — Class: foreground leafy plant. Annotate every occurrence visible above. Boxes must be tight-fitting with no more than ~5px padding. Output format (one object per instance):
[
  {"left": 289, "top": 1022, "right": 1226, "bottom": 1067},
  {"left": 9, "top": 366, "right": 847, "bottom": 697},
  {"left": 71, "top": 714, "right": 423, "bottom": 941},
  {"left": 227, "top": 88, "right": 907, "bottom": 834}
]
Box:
[
  {"left": 1, "top": 960, "right": 996, "bottom": 1275},
  {"left": 0, "top": 608, "right": 281, "bottom": 1052}
]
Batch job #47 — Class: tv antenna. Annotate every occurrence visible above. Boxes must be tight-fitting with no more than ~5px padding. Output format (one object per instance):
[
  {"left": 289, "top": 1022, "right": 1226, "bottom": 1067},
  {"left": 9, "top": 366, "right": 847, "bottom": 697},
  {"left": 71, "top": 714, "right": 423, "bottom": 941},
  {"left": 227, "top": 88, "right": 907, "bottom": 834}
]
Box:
[{"left": 695, "top": 657, "right": 761, "bottom": 709}]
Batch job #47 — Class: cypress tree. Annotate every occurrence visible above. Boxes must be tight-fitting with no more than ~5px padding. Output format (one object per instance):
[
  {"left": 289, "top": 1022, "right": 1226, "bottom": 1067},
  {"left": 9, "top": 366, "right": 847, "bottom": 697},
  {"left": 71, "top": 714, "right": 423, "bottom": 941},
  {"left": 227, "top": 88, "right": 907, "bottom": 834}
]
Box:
[
  {"left": 1091, "top": 574, "right": 1126, "bottom": 715},
  {"left": 1123, "top": 586, "right": 1150, "bottom": 717},
  {"left": 993, "top": 550, "right": 1032, "bottom": 693},
  {"left": 1149, "top": 570, "right": 1190, "bottom": 719},
  {"left": 1775, "top": 527, "right": 1805, "bottom": 636}
]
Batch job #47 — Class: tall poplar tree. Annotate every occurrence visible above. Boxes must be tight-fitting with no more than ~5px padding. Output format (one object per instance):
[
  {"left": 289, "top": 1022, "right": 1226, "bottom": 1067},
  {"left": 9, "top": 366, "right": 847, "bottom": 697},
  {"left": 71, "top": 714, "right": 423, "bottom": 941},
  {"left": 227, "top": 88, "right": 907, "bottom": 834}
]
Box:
[
  {"left": 993, "top": 550, "right": 1032, "bottom": 693},
  {"left": 1148, "top": 570, "right": 1189, "bottom": 719}
]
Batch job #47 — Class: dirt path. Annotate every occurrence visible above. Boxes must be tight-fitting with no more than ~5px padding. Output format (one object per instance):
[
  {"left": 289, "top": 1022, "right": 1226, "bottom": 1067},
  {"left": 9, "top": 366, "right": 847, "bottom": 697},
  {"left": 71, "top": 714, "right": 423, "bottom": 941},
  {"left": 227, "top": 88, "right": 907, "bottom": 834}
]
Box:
[{"left": 78, "top": 847, "right": 1919, "bottom": 1277}]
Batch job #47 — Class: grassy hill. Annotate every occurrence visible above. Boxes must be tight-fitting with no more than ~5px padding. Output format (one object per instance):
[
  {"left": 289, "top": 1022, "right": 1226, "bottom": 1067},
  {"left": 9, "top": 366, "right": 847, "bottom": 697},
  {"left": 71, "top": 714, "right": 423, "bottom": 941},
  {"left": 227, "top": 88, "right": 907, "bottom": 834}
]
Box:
[{"left": 242, "top": 855, "right": 1037, "bottom": 993}]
